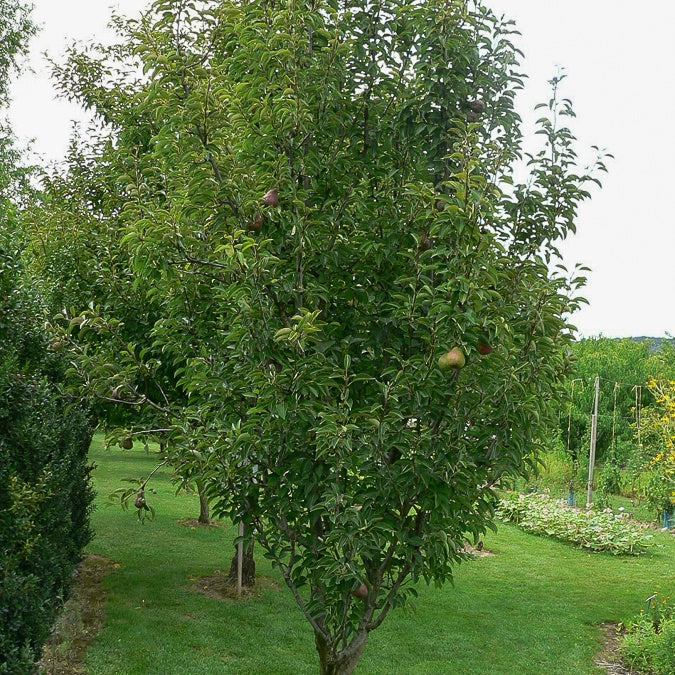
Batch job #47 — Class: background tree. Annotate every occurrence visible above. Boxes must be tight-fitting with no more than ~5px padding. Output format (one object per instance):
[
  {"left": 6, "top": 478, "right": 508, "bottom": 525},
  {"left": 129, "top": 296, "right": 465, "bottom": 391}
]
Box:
[
  {"left": 562, "top": 339, "right": 655, "bottom": 464},
  {"left": 30, "top": 1, "right": 607, "bottom": 672},
  {"left": 24, "top": 63, "right": 217, "bottom": 526}
]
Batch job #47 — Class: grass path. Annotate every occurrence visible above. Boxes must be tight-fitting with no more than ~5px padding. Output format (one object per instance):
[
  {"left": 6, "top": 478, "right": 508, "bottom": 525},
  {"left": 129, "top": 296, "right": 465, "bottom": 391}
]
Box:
[{"left": 82, "top": 437, "right": 675, "bottom": 674}]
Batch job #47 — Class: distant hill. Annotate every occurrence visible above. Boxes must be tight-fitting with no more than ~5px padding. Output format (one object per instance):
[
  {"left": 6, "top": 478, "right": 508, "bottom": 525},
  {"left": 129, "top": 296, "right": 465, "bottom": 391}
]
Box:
[{"left": 631, "top": 336, "right": 675, "bottom": 353}]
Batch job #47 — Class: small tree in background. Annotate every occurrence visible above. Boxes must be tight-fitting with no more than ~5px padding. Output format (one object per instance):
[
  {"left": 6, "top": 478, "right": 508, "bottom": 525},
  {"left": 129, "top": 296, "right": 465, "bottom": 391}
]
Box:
[
  {"left": 24, "top": 76, "right": 217, "bottom": 527},
  {"left": 30, "top": 1, "right": 607, "bottom": 671}
]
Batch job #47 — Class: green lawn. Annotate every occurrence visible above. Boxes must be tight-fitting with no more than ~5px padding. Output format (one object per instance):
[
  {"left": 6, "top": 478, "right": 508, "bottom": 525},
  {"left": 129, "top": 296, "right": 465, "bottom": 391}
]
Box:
[{"left": 83, "top": 437, "right": 675, "bottom": 674}]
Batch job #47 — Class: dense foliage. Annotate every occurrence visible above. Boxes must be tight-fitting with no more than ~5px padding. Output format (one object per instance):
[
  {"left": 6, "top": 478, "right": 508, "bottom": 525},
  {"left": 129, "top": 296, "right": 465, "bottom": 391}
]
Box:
[
  {"left": 0, "top": 227, "right": 94, "bottom": 674},
  {"left": 639, "top": 378, "right": 675, "bottom": 515},
  {"left": 26, "top": 0, "right": 606, "bottom": 671},
  {"left": 620, "top": 595, "right": 675, "bottom": 675}
]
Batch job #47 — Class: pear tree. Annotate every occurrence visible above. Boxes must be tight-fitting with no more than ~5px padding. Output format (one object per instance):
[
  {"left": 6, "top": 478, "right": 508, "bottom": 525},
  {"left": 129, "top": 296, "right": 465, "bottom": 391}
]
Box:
[{"left": 35, "top": 1, "right": 606, "bottom": 672}]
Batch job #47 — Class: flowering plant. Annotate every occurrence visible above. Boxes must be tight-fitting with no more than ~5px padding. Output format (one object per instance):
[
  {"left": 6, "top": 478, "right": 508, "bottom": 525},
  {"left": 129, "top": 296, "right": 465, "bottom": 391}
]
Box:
[{"left": 641, "top": 379, "right": 675, "bottom": 514}]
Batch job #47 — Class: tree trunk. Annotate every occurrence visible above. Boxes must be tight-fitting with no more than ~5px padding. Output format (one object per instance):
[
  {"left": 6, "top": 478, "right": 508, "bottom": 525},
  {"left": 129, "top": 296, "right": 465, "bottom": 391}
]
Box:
[
  {"left": 196, "top": 480, "right": 210, "bottom": 524},
  {"left": 315, "top": 629, "right": 369, "bottom": 675},
  {"left": 228, "top": 535, "right": 256, "bottom": 587}
]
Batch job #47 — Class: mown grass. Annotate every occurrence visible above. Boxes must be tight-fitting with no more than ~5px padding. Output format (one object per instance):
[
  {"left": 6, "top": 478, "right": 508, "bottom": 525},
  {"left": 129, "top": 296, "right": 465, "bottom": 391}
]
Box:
[{"left": 83, "top": 436, "right": 675, "bottom": 674}]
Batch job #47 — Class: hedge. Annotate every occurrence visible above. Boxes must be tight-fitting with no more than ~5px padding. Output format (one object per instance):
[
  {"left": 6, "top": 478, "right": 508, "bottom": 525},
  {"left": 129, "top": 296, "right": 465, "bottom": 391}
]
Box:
[{"left": 0, "top": 241, "right": 94, "bottom": 673}]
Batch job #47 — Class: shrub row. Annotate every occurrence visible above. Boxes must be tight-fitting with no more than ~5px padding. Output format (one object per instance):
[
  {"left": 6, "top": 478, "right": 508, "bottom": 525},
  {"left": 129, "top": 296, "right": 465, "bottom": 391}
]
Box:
[
  {"left": 495, "top": 492, "right": 652, "bottom": 555},
  {"left": 0, "top": 242, "right": 94, "bottom": 673}
]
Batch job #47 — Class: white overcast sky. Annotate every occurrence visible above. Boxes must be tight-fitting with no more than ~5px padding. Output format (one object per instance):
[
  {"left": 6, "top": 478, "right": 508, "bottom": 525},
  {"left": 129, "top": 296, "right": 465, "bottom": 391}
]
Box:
[{"left": 7, "top": 0, "right": 675, "bottom": 339}]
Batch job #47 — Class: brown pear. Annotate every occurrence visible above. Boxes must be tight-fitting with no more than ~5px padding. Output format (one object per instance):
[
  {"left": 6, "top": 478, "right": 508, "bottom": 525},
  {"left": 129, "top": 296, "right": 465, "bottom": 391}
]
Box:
[
  {"left": 247, "top": 213, "right": 264, "bottom": 231},
  {"left": 262, "top": 188, "right": 279, "bottom": 207},
  {"left": 418, "top": 233, "right": 433, "bottom": 251},
  {"left": 351, "top": 583, "right": 368, "bottom": 598},
  {"left": 134, "top": 489, "right": 146, "bottom": 509},
  {"left": 468, "top": 99, "right": 485, "bottom": 114}
]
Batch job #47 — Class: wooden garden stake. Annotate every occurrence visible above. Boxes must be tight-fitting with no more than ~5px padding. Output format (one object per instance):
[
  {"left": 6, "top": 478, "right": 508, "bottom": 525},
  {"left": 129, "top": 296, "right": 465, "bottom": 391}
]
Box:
[{"left": 586, "top": 376, "right": 600, "bottom": 507}]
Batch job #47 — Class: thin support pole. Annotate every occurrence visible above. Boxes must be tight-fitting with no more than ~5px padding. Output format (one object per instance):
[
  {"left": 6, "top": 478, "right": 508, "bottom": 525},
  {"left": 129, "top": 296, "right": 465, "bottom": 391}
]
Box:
[
  {"left": 237, "top": 521, "right": 244, "bottom": 596},
  {"left": 634, "top": 385, "right": 642, "bottom": 449},
  {"left": 566, "top": 379, "right": 576, "bottom": 455},
  {"left": 586, "top": 376, "right": 600, "bottom": 508},
  {"left": 611, "top": 382, "right": 618, "bottom": 456}
]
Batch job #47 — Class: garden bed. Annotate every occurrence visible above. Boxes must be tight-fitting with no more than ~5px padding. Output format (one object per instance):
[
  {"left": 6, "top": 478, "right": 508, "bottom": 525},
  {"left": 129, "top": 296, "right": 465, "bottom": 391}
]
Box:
[{"left": 496, "top": 492, "right": 653, "bottom": 554}]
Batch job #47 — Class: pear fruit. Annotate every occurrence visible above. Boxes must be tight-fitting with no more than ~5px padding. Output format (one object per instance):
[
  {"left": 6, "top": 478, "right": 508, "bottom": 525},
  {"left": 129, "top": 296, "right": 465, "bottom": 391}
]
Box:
[
  {"left": 262, "top": 188, "right": 279, "bottom": 207},
  {"left": 134, "top": 489, "right": 147, "bottom": 509},
  {"left": 351, "top": 583, "right": 368, "bottom": 598},
  {"left": 418, "top": 233, "right": 433, "bottom": 251},
  {"left": 438, "top": 348, "right": 466, "bottom": 370},
  {"left": 468, "top": 99, "right": 485, "bottom": 114},
  {"left": 247, "top": 213, "right": 264, "bottom": 231}
]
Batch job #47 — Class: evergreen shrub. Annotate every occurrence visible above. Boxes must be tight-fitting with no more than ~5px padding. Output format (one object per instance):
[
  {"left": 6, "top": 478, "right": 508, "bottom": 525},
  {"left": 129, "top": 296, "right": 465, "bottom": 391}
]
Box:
[{"left": 0, "top": 241, "right": 94, "bottom": 673}]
